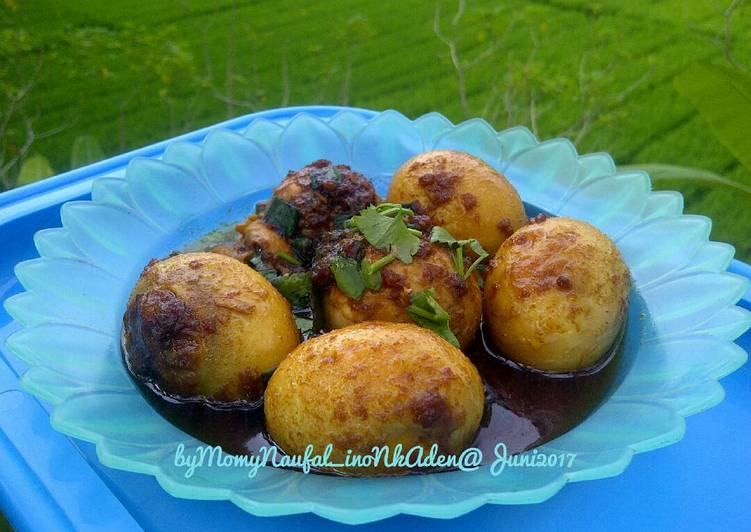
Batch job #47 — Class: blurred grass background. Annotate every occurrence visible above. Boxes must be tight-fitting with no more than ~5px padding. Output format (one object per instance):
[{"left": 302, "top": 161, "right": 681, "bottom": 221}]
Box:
[{"left": 2, "top": 0, "right": 750, "bottom": 260}]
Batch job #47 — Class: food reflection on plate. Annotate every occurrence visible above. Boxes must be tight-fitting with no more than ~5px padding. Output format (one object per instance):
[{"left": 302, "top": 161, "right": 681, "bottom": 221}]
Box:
[{"left": 122, "top": 151, "right": 631, "bottom": 476}]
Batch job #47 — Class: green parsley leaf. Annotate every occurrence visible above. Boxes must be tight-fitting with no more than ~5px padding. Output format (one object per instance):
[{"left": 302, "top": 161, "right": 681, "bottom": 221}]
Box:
[
  {"left": 428, "top": 226, "right": 456, "bottom": 245},
  {"left": 330, "top": 256, "right": 366, "bottom": 299},
  {"left": 277, "top": 250, "right": 301, "bottom": 266},
  {"left": 360, "top": 253, "right": 396, "bottom": 291},
  {"left": 360, "top": 258, "right": 382, "bottom": 291},
  {"left": 373, "top": 202, "right": 414, "bottom": 217},
  {"left": 270, "top": 272, "right": 311, "bottom": 307},
  {"left": 249, "top": 255, "right": 311, "bottom": 307},
  {"left": 429, "top": 226, "right": 489, "bottom": 279},
  {"left": 406, "top": 288, "right": 460, "bottom": 348},
  {"left": 346, "top": 205, "right": 421, "bottom": 263}
]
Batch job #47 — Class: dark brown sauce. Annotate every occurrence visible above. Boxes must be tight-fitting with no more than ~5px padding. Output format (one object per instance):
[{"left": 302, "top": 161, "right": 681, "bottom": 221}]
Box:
[
  {"left": 122, "top": 316, "right": 625, "bottom": 473},
  {"left": 469, "top": 320, "right": 624, "bottom": 457}
]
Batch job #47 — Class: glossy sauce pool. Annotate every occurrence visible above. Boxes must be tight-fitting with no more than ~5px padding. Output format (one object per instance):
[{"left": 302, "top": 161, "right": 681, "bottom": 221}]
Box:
[{"left": 123, "top": 314, "right": 626, "bottom": 473}]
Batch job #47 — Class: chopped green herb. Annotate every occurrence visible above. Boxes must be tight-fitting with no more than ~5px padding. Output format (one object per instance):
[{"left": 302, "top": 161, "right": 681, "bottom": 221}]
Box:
[
  {"left": 367, "top": 253, "right": 396, "bottom": 273},
  {"left": 323, "top": 165, "right": 342, "bottom": 181},
  {"left": 277, "top": 250, "right": 301, "bottom": 266},
  {"left": 360, "top": 253, "right": 395, "bottom": 291},
  {"left": 263, "top": 197, "right": 299, "bottom": 237},
  {"left": 330, "top": 256, "right": 366, "bottom": 299},
  {"left": 290, "top": 298, "right": 318, "bottom": 339},
  {"left": 346, "top": 204, "right": 421, "bottom": 263},
  {"left": 406, "top": 288, "right": 460, "bottom": 348},
  {"left": 430, "top": 226, "right": 489, "bottom": 279},
  {"left": 454, "top": 245, "right": 464, "bottom": 275},
  {"left": 249, "top": 255, "right": 311, "bottom": 307},
  {"left": 360, "top": 260, "right": 382, "bottom": 290},
  {"left": 333, "top": 212, "right": 354, "bottom": 229},
  {"left": 429, "top": 226, "right": 457, "bottom": 245},
  {"left": 312, "top": 165, "right": 343, "bottom": 189},
  {"left": 249, "top": 255, "right": 277, "bottom": 278},
  {"left": 270, "top": 272, "right": 312, "bottom": 307},
  {"left": 373, "top": 203, "right": 414, "bottom": 217},
  {"left": 294, "top": 315, "right": 314, "bottom": 334},
  {"left": 291, "top": 236, "right": 315, "bottom": 264},
  {"left": 310, "top": 165, "right": 343, "bottom": 194}
]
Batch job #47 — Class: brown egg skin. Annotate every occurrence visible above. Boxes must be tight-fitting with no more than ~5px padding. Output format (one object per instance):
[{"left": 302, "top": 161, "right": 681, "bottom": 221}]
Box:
[
  {"left": 387, "top": 150, "right": 526, "bottom": 254},
  {"left": 264, "top": 322, "right": 485, "bottom": 475},
  {"left": 322, "top": 244, "right": 482, "bottom": 349},
  {"left": 483, "top": 217, "right": 631, "bottom": 372},
  {"left": 123, "top": 252, "right": 300, "bottom": 401}
]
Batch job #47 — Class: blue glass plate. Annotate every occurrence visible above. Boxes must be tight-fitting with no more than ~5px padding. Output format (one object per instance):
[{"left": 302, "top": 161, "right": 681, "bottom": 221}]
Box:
[{"left": 3, "top": 109, "right": 750, "bottom": 524}]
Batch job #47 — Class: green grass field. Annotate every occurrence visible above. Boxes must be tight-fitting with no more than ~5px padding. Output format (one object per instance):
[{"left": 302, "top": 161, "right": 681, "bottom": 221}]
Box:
[{"left": 1, "top": 0, "right": 750, "bottom": 267}]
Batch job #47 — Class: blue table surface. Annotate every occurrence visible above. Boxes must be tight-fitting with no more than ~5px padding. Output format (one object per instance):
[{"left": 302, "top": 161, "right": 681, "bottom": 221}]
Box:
[{"left": 0, "top": 106, "right": 749, "bottom": 532}]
